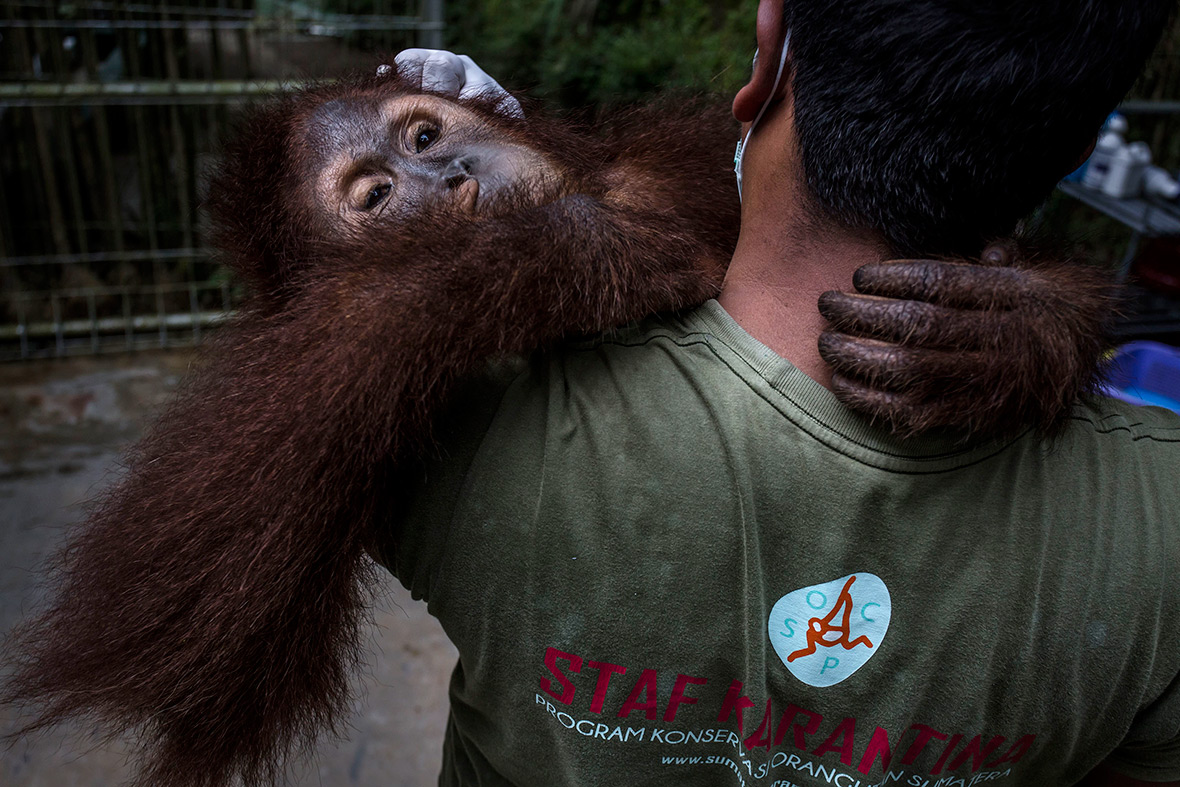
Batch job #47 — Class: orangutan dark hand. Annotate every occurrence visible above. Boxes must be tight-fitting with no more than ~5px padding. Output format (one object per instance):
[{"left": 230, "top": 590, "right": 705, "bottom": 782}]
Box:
[{"left": 817, "top": 242, "right": 1117, "bottom": 439}]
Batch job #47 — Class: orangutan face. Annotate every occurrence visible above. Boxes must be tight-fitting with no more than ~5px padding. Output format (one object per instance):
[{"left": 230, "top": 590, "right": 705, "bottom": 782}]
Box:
[{"left": 303, "top": 93, "right": 561, "bottom": 234}]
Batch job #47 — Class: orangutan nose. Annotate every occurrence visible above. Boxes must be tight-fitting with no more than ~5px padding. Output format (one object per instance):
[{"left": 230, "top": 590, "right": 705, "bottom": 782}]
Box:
[{"left": 442, "top": 156, "right": 477, "bottom": 189}]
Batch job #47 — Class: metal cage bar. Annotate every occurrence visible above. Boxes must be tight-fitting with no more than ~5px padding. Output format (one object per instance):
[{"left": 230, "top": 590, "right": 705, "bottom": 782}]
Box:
[{"left": 1, "top": 2, "right": 444, "bottom": 362}]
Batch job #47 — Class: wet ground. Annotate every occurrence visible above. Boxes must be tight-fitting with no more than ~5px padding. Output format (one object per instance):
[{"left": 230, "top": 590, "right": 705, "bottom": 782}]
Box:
[{"left": 0, "top": 351, "right": 455, "bottom": 787}]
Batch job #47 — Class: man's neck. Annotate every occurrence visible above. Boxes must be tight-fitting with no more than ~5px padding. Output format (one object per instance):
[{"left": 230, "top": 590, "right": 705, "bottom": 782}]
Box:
[
  {"left": 717, "top": 209, "right": 889, "bottom": 390},
  {"left": 721, "top": 89, "right": 891, "bottom": 389}
]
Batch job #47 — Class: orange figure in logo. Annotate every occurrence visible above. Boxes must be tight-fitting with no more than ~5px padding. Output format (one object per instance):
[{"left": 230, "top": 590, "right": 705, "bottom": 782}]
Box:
[{"left": 787, "top": 575, "right": 874, "bottom": 662}]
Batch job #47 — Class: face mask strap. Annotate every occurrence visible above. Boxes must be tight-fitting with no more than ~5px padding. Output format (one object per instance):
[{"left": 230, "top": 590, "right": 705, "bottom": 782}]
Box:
[{"left": 734, "top": 30, "right": 791, "bottom": 202}]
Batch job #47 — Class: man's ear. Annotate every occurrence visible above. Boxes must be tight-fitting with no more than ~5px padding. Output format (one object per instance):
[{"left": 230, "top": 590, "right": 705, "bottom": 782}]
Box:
[{"left": 733, "top": 0, "right": 790, "bottom": 123}]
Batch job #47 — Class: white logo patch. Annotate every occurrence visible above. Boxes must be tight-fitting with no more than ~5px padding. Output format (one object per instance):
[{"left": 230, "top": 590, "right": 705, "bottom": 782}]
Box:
[{"left": 768, "top": 573, "right": 891, "bottom": 687}]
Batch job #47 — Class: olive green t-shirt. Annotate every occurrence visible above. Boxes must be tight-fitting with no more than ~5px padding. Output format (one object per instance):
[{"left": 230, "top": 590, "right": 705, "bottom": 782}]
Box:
[{"left": 383, "top": 300, "right": 1180, "bottom": 787}]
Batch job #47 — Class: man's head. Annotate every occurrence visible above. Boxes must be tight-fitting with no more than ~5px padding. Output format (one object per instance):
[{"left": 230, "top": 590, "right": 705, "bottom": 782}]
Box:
[{"left": 740, "top": 0, "right": 1173, "bottom": 257}]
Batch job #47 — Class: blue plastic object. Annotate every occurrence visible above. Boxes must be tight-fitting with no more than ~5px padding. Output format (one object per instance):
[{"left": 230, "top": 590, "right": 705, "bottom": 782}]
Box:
[
  {"left": 1062, "top": 111, "right": 1125, "bottom": 184},
  {"left": 1063, "top": 160, "right": 1088, "bottom": 183},
  {"left": 1101, "top": 341, "right": 1180, "bottom": 414}
]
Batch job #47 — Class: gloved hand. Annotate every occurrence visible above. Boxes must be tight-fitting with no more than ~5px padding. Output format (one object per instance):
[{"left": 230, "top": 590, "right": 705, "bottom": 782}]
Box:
[
  {"left": 383, "top": 48, "right": 523, "bottom": 118},
  {"left": 817, "top": 242, "right": 1116, "bottom": 439}
]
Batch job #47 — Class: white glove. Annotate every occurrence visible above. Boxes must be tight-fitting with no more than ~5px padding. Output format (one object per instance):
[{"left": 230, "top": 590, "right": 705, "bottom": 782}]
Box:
[{"left": 381, "top": 49, "right": 524, "bottom": 118}]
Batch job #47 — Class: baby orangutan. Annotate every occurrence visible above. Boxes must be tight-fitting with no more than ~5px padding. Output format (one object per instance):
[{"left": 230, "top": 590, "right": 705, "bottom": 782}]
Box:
[{"left": 2, "top": 66, "right": 1114, "bottom": 787}]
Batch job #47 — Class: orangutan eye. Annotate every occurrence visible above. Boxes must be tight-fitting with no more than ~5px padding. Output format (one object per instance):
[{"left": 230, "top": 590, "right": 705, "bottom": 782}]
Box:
[
  {"left": 363, "top": 182, "right": 392, "bottom": 210},
  {"left": 413, "top": 125, "right": 440, "bottom": 153}
]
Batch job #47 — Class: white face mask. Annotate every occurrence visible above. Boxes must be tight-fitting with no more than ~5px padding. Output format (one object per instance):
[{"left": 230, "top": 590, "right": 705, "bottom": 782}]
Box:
[{"left": 734, "top": 31, "right": 791, "bottom": 202}]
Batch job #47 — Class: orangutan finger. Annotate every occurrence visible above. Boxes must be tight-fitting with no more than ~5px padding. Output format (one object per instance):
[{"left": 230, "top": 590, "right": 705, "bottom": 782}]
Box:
[
  {"left": 829, "top": 373, "right": 961, "bottom": 437},
  {"left": 830, "top": 372, "right": 917, "bottom": 422},
  {"left": 818, "top": 290, "right": 995, "bottom": 348},
  {"left": 818, "top": 331, "right": 969, "bottom": 391},
  {"left": 852, "top": 260, "right": 1033, "bottom": 310}
]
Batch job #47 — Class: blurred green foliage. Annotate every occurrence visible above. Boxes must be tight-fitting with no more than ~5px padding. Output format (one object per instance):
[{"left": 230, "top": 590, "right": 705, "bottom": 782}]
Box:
[{"left": 446, "top": 0, "right": 756, "bottom": 107}]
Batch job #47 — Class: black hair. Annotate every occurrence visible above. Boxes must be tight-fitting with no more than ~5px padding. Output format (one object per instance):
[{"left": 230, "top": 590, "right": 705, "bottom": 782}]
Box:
[{"left": 782, "top": 0, "right": 1174, "bottom": 256}]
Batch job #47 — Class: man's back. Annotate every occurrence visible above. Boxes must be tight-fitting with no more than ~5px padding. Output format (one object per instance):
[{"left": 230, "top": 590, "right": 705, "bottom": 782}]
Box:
[{"left": 387, "top": 301, "right": 1180, "bottom": 787}]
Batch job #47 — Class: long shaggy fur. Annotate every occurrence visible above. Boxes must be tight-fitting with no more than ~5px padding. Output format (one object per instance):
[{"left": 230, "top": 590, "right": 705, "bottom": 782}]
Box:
[{"left": 2, "top": 72, "right": 734, "bottom": 787}]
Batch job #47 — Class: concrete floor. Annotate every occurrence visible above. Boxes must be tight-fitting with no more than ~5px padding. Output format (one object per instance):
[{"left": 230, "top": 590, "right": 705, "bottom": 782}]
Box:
[{"left": 0, "top": 352, "right": 456, "bottom": 787}]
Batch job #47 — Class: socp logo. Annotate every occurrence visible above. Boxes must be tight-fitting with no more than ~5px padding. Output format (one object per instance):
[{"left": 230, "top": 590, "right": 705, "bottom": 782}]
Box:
[{"left": 768, "top": 573, "right": 891, "bottom": 688}]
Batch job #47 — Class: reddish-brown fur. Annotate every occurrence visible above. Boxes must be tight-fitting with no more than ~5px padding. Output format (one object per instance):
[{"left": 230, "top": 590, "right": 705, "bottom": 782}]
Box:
[
  {"left": 2, "top": 71, "right": 1115, "bottom": 787},
  {"left": 2, "top": 73, "right": 736, "bottom": 787}
]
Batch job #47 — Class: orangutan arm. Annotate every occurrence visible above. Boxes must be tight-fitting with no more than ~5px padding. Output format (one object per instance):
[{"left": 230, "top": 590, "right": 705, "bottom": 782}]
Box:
[{"left": 423, "top": 194, "right": 1117, "bottom": 442}]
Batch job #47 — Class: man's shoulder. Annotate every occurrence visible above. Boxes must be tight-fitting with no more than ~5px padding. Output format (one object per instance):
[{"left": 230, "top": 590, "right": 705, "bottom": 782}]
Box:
[
  {"left": 420, "top": 304, "right": 728, "bottom": 480},
  {"left": 543, "top": 304, "right": 738, "bottom": 396},
  {"left": 1066, "top": 395, "right": 1180, "bottom": 450},
  {"left": 1044, "top": 397, "right": 1180, "bottom": 535},
  {"left": 565, "top": 304, "right": 720, "bottom": 354}
]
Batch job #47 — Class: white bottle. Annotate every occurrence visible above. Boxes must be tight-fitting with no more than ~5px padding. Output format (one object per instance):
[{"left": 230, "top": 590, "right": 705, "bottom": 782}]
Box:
[
  {"left": 1103, "top": 141, "right": 1152, "bottom": 198},
  {"left": 1082, "top": 114, "right": 1129, "bottom": 189},
  {"left": 1143, "top": 166, "right": 1180, "bottom": 201}
]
